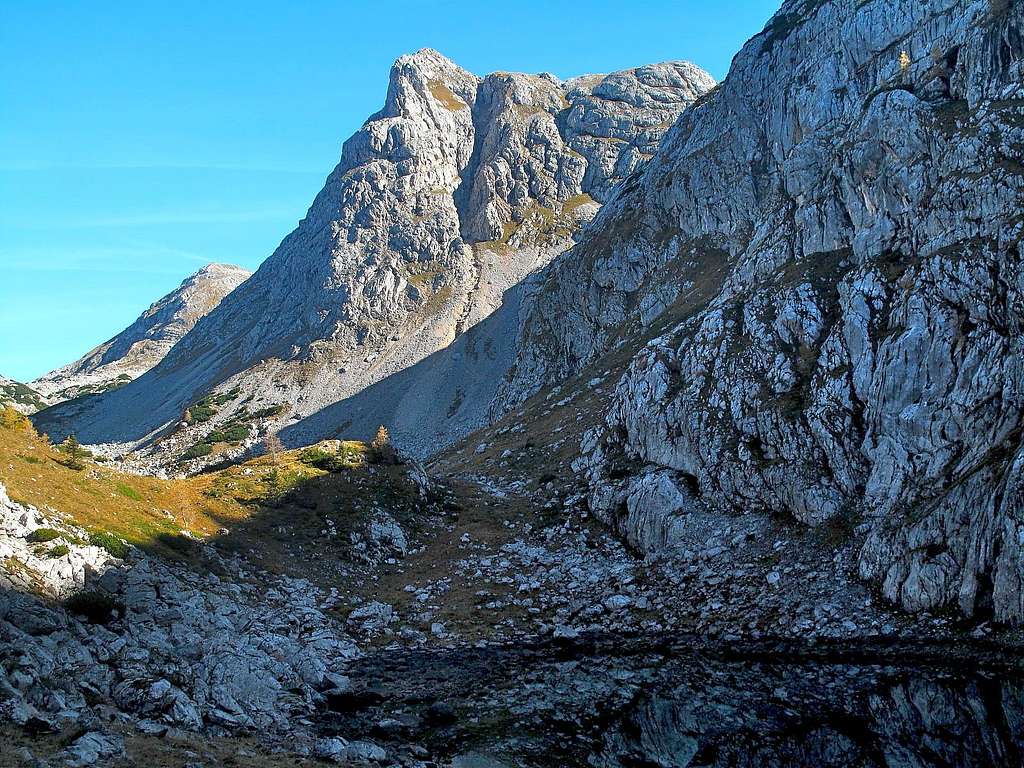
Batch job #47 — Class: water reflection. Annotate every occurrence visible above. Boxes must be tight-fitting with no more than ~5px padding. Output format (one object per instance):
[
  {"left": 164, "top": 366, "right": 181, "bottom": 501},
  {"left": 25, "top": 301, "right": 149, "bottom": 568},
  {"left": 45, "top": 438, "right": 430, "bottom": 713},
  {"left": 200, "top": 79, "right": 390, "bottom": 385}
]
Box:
[{"left": 326, "top": 639, "right": 1024, "bottom": 767}]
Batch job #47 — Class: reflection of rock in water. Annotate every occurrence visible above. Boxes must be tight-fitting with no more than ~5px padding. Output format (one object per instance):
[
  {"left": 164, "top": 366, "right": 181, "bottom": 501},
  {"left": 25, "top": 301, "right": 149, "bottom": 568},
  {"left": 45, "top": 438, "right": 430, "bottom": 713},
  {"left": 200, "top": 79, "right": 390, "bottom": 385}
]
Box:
[
  {"left": 324, "top": 641, "right": 1024, "bottom": 767},
  {"left": 593, "top": 672, "right": 1024, "bottom": 768}
]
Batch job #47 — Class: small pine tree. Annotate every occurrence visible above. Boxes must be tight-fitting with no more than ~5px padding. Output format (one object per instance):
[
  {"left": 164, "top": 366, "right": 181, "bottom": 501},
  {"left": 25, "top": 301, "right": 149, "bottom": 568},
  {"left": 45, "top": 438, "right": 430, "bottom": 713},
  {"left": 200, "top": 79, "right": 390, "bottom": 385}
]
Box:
[
  {"left": 370, "top": 425, "right": 397, "bottom": 465},
  {"left": 59, "top": 434, "right": 89, "bottom": 470}
]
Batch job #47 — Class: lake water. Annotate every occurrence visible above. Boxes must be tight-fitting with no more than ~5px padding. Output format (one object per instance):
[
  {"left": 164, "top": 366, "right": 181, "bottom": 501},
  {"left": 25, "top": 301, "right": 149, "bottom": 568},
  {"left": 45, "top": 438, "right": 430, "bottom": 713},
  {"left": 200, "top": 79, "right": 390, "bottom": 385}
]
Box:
[{"left": 323, "top": 635, "right": 1024, "bottom": 767}]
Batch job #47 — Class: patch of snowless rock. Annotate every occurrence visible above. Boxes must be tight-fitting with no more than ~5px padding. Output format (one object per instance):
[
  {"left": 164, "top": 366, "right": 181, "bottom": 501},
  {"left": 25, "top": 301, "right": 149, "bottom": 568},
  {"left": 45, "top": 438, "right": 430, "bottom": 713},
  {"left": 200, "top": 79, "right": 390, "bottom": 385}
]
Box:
[
  {"left": 33, "top": 52, "right": 715, "bottom": 461},
  {"left": 0, "top": 482, "right": 360, "bottom": 760},
  {"left": 499, "top": 0, "right": 1024, "bottom": 625},
  {"left": 31, "top": 263, "right": 251, "bottom": 405}
]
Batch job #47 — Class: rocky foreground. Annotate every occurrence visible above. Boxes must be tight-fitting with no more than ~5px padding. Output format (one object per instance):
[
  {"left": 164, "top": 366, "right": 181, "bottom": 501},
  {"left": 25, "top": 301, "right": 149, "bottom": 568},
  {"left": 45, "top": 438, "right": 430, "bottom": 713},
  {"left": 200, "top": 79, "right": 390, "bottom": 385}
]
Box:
[{"left": 2, "top": 453, "right": 1023, "bottom": 766}]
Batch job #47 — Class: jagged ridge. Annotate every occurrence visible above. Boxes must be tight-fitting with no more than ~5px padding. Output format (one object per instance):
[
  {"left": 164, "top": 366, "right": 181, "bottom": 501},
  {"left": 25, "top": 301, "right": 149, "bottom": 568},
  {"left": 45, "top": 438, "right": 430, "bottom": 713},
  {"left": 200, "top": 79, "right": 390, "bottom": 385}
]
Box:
[{"left": 31, "top": 263, "right": 251, "bottom": 404}]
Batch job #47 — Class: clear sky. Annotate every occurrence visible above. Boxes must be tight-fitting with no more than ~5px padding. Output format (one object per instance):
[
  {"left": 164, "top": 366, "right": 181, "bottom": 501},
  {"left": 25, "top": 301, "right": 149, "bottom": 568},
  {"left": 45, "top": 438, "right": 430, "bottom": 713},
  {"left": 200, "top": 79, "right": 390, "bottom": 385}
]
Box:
[{"left": 0, "top": 0, "right": 782, "bottom": 382}]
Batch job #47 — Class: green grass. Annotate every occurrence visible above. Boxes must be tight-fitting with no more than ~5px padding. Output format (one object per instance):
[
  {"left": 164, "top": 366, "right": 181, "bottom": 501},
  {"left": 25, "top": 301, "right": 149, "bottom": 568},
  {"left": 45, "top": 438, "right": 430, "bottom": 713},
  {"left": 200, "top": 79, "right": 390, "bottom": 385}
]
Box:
[
  {"left": 298, "top": 442, "right": 366, "bottom": 472},
  {"left": 116, "top": 483, "right": 143, "bottom": 501},
  {"left": 27, "top": 528, "right": 62, "bottom": 543},
  {"left": 89, "top": 531, "right": 130, "bottom": 559},
  {"left": 45, "top": 544, "right": 70, "bottom": 558}
]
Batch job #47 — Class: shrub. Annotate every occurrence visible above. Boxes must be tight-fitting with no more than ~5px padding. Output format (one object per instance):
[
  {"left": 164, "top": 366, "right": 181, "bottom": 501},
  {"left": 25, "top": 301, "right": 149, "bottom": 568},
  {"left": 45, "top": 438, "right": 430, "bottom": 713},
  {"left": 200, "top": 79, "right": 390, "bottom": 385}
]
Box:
[
  {"left": 89, "top": 531, "right": 129, "bottom": 559},
  {"left": 265, "top": 467, "right": 302, "bottom": 496},
  {"left": 64, "top": 591, "right": 120, "bottom": 624},
  {"left": 58, "top": 434, "right": 91, "bottom": 470},
  {"left": 369, "top": 425, "right": 398, "bottom": 465},
  {"left": 187, "top": 402, "right": 217, "bottom": 423},
  {"left": 220, "top": 424, "right": 249, "bottom": 443},
  {"left": 46, "top": 544, "right": 70, "bottom": 558},
  {"left": 185, "top": 389, "right": 241, "bottom": 424},
  {"left": 27, "top": 528, "right": 62, "bottom": 543},
  {"left": 253, "top": 405, "right": 286, "bottom": 419},
  {"left": 0, "top": 406, "right": 30, "bottom": 430},
  {"left": 181, "top": 442, "right": 213, "bottom": 461},
  {"left": 156, "top": 532, "right": 198, "bottom": 556},
  {"left": 299, "top": 446, "right": 334, "bottom": 466}
]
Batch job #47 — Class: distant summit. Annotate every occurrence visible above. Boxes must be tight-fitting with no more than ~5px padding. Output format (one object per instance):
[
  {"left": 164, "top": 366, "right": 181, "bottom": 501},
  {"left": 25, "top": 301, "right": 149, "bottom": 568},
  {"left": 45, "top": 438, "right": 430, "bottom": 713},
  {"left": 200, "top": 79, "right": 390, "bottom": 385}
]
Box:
[{"left": 32, "top": 263, "right": 251, "bottom": 404}]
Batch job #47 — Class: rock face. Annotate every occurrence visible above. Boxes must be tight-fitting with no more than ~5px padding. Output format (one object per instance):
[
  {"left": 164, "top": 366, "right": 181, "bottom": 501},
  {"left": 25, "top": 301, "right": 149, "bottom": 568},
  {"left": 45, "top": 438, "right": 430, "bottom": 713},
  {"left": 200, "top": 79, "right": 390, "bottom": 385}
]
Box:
[
  {"left": 0, "top": 482, "right": 115, "bottom": 598},
  {"left": 33, "top": 52, "right": 713, "bottom": 459},
  {"left": 501, "top": 0, "right": 1024, "bottom": 624},
  {"left": 31, "top": 263, "right": 251, "bottom": 404}
]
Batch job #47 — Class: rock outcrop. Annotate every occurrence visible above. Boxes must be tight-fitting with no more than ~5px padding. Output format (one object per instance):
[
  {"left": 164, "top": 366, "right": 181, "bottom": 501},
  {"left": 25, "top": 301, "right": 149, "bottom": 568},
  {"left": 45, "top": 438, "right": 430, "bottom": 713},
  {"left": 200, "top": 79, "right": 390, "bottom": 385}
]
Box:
[
  {"left": 0, "top": 481, "right": 358, "bottom": 739},
  {"left": 31, "top": 263, "right": 251, "bottom": 404},
  {"left": 33, "top": 52, "right": 713, "bottom": 460},
  {"left": 502, "top": 0, "right": 1024, "bottom": 624}
]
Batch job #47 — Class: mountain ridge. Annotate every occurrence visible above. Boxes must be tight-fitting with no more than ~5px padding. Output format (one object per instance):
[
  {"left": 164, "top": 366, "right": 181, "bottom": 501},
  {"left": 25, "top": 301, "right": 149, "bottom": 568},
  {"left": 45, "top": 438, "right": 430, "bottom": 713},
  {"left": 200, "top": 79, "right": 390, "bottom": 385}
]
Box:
[
  {"left": 34, "top": 50, "right": 714, "bottom": 461},
  {"left": 31, "top": 262, "right": 251, "bottom": 404},
  {"left": 487, "top": 0, "right": 1024, "bottom": 623}
]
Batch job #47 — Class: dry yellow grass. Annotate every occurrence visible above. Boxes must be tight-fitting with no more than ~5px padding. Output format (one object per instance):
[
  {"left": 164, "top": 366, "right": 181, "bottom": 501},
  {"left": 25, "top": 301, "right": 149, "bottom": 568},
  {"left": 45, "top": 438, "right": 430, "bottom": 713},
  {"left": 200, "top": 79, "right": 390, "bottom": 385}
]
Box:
[
  {"left": 561, "top": 192, "right": 595, "bottom": 217},
  {"left": 0, "top": 406, "right": 365, "bottom": 559},
  {"left": 427, "top": 79, "right": 466, "bottom": 111}
]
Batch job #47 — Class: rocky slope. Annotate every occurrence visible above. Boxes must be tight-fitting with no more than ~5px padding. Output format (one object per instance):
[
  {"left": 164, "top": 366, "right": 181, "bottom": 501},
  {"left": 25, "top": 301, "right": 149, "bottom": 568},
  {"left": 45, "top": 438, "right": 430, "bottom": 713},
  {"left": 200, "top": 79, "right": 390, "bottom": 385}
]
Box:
[
  {"left": 33, "top": 52, "right": 713, "bottom": 460},
  {"left": 31, "top": 263, "right": 250, "bottom": 405},
  {"left": 0, "top": 377, "right": 46, "bottom": 415},
  {"left": 0, "top": 480, "right": 359, "bottom": 750},
  {"left": 495, "top": 0, "right": 1024, "bottom": 624}
]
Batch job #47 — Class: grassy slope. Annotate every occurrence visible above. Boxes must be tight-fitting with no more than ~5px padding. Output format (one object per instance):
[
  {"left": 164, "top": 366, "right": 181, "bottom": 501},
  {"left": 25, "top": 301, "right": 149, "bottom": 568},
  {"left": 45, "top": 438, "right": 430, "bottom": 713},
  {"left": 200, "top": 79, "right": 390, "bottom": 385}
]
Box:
[{"left": 0, "top": 406, "right": 374, "bottom": 561}]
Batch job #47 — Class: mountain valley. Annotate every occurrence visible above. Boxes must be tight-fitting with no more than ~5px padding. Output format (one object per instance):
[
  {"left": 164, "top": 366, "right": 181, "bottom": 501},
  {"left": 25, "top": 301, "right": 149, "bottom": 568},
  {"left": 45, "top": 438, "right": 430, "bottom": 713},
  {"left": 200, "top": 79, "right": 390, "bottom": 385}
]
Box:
[{"left": 3, "top": 0, "right": 1024, "bottom": 765}]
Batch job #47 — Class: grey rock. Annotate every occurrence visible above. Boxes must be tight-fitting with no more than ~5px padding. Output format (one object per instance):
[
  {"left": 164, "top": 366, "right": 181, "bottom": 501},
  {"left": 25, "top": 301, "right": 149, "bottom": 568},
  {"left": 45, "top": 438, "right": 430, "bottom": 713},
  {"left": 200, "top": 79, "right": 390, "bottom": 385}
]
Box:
[
  {"left": 348, "top": 601, "right": 396, "bottom": 632},
  {"left": 500, "top": 0, "right": 1024, "bottom": 625},
  {"left": 61, "top": 731, "right": 124, "bottom": 767}
]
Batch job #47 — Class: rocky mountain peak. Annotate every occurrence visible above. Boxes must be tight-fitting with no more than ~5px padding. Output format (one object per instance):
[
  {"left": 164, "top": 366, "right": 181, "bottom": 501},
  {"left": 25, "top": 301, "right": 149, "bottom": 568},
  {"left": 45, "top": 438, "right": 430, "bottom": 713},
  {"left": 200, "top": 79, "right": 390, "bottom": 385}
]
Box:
[{"left": 34, "top": 51, "right": 714, "bottom": 459}]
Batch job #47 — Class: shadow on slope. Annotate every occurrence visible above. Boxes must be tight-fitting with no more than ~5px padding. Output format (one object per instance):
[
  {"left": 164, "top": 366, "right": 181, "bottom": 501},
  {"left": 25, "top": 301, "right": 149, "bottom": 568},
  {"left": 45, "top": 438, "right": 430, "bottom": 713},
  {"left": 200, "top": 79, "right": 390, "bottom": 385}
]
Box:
[{"left": 279, "top": 280, "right": 530, "bottom": 458}]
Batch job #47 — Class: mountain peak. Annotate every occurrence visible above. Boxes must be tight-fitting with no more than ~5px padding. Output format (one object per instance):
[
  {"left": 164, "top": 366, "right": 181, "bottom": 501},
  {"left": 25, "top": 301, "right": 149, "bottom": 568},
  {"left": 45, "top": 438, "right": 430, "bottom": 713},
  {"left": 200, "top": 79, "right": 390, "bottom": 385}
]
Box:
[
  {"left": 33, "top": 52, "right": 714, "bottom": 458},
  {"left": 32, "top": 263, "right": 251, "bottom": 403}
]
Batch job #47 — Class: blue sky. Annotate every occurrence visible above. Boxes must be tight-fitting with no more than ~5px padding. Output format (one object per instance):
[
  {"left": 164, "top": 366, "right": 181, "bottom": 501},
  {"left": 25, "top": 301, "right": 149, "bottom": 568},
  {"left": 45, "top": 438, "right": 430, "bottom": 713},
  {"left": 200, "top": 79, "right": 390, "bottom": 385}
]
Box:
[{"left": 0, "top": 0, "right": 782, "bottom": 382}]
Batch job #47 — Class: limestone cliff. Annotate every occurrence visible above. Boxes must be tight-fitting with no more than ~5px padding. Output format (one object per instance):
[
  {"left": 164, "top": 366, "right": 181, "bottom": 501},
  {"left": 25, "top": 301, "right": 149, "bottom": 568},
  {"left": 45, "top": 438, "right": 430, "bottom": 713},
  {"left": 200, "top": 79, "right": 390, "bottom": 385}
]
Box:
[{"left": 501, "top": 0, "right": 1024, "bottom": 624}]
